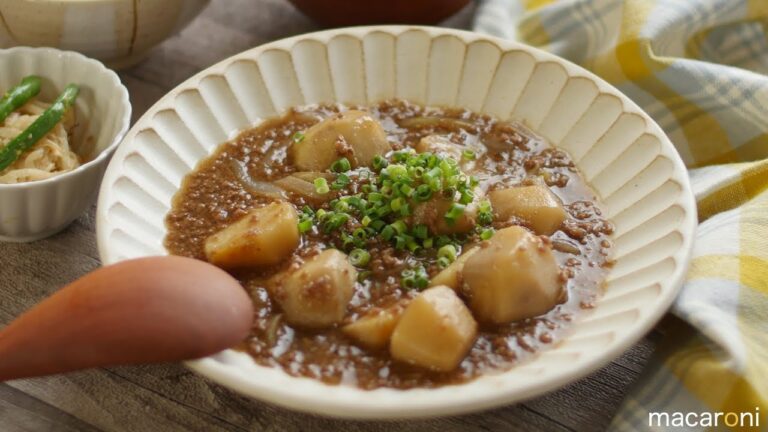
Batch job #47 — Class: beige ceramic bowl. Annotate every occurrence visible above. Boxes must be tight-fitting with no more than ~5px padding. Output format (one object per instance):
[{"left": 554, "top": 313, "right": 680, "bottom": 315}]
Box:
[
  {"left": 0, "top": 0, "right": 209, "bottom": 68},
  {"left": 0, "top": 47, "right": 131, "bottom": 242},
  {"left": 96, "top": 26, "right": 697, "bottom": 418}
]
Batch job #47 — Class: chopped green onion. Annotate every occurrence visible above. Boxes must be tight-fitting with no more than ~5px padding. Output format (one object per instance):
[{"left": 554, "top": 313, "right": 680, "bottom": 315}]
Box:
[
  {"left": 349, "top": 249, "right": 371, "bottom": 267},
  {"left": 390, "top": 197, "right": 405, "bottom": 211},
  {"left": 386, "top": 164, "right": 408, "bottom": 181},
  {"left": 392, "top": 151, "right": 411, "bottom": 163},
  {"left": 381, "top": 225, "right": 395, "bottom": 241},
  {"left": 292, "top": 131, "right": 305, "bottom": 143},
  {"left": 357, "top": 270, "right": 372, "bottom": 283},
  {"left": 380, "top": 184, "right": 392, "bottom": 196},
  {"left": 414, "top": 266, "right": 429, "bottom": 289},
  {"left": 412, "top": 224, "right": 428, "bottom": 239},
  {"left": 341, "top": 232, "right": 355, "bottom": 250},
  {"left": 322, "top": 213, "right": 348, "bottom": 232},
  {"left": 297, "top": 219, "right": 313, "bottom": 234},
  {"left": 372, "top": 155, "right": 388, "bottom": 171},
  {"left": 437, "top": 244, "right": 457, "bottom": 263},
  {"left": 374, "top": 205, "right": 391, "bottom": 218},
  {"left": 478, "top": 199, "right": 491, "bottom": 212},
  {"left": 331, "top": 174, "right": 350, "bottom": 190},
  {"left": 353, "top": 227, "right": 368, "bottom": 242},
  {"left": 399, "top": 203, "right": 411, "bottom": 216},
  {"left": 371, "top": 219, "right": 386, "bottom": 231},
  {"left": 459, "top": 189, "right": 474, "bottom": 204},
  {"left": 333, "top": 200, "right": 350, "bottom": 212},
  {"left": 478, "top": 199, "right": 493, "bottom": 225},
  {"left": 439, "top": 159, "right": 456, "bottom": 177},
  {"left": 399, "top": 184, "right": 414, "bottom": 197},
  {"left": 424, "top": 167, "right": 443, "bottom": 191},
  {"left": 414, "top": 184, "right": 433, "bottom": 202},
  {"left": 331, "top": 157, "right": 351, "bottom": 173},
  {"left": 444, "top": 203, "right": 466, "bottom": 225},
  {"left": 400, "top": 267, "right": 425, "bottom": 290},
  {"left": 295, "top": 147, "right": 494, "bottom": 286},
  {"left": 426, "top": 154, "right": 438, "bottom": 168},
  {"left": 349, "top": 196, "right": 366, "bottom": 211},
  {"left": 405, "top": 153, "right": 421, "bottom": 167},
  {"left": 401, "top": 270, "right": 415, "bottom": 287},
  {"left": 424, "top": 167, "right": 442, "bottom": 181},
  {"left": 314, "top": 177, "right": 329, "bottom": 194},
  {"left": 391, "top": 220, "right": 408, "bottom": 234}
]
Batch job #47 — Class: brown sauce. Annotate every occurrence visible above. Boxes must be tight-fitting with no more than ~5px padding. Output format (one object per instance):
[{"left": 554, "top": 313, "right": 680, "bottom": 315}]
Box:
[{"left": 164, "top": 100, "right": 613, "bottom": 389}]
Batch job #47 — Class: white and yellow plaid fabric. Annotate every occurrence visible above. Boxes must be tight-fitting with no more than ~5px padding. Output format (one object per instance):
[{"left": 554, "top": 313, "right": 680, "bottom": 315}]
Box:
[{"left": 474, "top": 0, "right": 768, "bottom": 430}]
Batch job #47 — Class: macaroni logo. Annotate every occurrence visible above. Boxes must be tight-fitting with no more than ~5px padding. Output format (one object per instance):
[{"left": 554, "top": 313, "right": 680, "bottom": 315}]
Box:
[{"left": 649, "top": 408, "right": 761, "bottom": 428}]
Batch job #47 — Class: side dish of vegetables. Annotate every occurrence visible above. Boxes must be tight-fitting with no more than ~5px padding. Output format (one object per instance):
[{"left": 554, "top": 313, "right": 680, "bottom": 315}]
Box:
[{"left": 0, "top": 76, "right": 80, "bottom": 177}]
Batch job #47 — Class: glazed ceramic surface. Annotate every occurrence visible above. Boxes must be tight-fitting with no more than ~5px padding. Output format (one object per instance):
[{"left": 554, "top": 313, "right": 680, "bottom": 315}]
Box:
[
  {"left": 96, "top": 26, "right": 697, "bottom": 418},
  {"left": 0, "top": 47, "right": 130, "bottom": 242},
  {"left": 0, "top": 0, "right": 209, "bottom": 68}
]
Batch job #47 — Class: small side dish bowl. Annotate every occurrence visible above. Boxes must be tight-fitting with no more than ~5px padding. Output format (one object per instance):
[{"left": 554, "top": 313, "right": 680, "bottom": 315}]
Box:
[
  {"left": 0, "top": 0, "right": 209, "bottom": 69},
  {"left": 96, "top": 26, "right": 696, "bottom": 418},
  {"left": 0, "top": 47, "right": 131, "bottom": 242}
]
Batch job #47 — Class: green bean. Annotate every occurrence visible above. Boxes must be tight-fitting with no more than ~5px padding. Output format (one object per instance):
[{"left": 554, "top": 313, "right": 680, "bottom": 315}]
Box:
[
  {"left": 0, "top": 76, "right": 42, "bottom": 124},
  {"left": 0, "top": 84, "right": 79, "bottom": 172}
]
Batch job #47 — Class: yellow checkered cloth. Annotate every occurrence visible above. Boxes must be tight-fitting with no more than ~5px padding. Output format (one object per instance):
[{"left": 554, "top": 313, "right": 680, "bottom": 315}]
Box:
[{"left": 475, "top": 0, "right": 768, "bottom": 429}]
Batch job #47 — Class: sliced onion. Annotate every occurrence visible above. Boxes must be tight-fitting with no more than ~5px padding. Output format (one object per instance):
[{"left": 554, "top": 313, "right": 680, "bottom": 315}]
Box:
[
  {"left": 274, "top": 172, "right": 335, "bottom": 203},
  {"left": 265, "top": 314, "right": 283, "bottom": 347},
  {"left": 551, "top": 239, "right": 580, "bottom": 255},
  {"left": 399, "top": 116, "right": 476, "bottom": 131},
  {"left": 290, "top": 171, "right": 334, "bottom": 182},
  {"left": 229, "top": 160, "right": 287, "bottom": 199},
  {"left": 483, "top": 121, "right": 528, "bottom": 151}
]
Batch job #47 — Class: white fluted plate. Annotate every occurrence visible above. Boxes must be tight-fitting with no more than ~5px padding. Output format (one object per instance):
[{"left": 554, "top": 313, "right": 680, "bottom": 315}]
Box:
[{"left": 96, "top": 26, "right": 697, "bottom": 419}]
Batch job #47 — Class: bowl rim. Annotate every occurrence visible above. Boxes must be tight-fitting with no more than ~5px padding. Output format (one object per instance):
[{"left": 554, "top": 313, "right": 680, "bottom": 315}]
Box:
[
  {"left": 96, "top": 25, "right": 697, "bottom": 418},
  {"left": 0, "top": 46, "right": 131, "bottom": 190}
]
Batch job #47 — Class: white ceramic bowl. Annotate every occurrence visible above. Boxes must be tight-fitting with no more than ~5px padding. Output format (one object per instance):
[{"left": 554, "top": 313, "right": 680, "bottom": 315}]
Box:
[
  {"left": 0, "top": 47, "right": 130, "bottom": 242},
  {"left": 0, "top": 0, "right": 209, "bottom": 69},
  {"left": 96, "top": 26, "right": 697, "bottom": 418}
]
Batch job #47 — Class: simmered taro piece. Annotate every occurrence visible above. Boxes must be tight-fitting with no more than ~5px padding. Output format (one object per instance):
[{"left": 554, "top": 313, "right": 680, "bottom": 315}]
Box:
[{"left": 165, "top": 100, "right": 613, "bottom": 389}]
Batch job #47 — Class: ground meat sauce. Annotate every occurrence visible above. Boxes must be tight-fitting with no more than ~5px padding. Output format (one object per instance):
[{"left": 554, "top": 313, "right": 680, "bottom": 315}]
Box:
[{"left": 165, "top": 100, "right": 613, "bottom": 389}]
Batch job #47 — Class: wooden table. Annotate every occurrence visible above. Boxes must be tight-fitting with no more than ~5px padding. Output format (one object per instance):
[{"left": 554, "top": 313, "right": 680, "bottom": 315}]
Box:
[{"left": 0, "top": 1, "right": 659, "bottom": 430}]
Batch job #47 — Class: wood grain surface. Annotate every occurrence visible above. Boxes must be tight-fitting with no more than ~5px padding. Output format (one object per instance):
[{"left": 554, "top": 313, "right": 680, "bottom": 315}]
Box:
[{"left": 0, "top": 1, "right": 659, "bottom": 430}]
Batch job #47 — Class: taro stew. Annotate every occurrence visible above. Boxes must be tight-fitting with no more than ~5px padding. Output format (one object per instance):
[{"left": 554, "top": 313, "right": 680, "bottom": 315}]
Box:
[{"left": 165, "top": 100, "right": 613, "bottom": 389}]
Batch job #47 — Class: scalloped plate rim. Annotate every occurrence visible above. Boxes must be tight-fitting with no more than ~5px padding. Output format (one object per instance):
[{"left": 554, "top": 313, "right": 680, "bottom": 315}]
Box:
[{"left": 96, "top": 25, "right": 697, "bottom": 419}]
